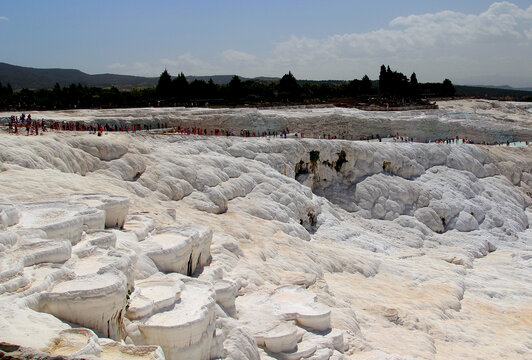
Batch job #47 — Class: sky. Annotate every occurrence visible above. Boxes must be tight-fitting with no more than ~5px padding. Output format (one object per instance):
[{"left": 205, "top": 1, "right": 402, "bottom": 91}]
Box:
[{"left": 1, "top": 1, "right": 531, "bottom": 87}]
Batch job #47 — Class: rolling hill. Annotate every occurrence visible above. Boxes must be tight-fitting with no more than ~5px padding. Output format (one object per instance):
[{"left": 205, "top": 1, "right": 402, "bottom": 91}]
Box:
[
  {"left": 0, "top": 63, "right": 251, "bottom": 90},
  {"left": 0, "top": 62, "right": 159, "bottom": 90}
]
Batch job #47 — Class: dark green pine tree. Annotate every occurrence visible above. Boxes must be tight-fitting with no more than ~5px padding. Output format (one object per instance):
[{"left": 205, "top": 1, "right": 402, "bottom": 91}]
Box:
[
  {"left": 348, "top": 78, "right": 360, "bottom": 96},
  {"left": 53, "top": 82, "right": 62, "bottom": 94},
  {"left": 156, "top": 69, "right": 172, "bottom": 97},
  {"left": 172, "top": 72, "right": 189, "bottom": 101},
  {"left": 379, "top": 65, "right": 388, "bottom": 94},
  {"left": 228, "top": 75, "right": 242, "bottom": 99},
  {"left": 206, "top": 78, "right": 217, "bottom": 99},
  {"left": 279, "top": 71, "right": 300, "bottom": 100},
  {"left": 361, "top": 75, "right": 372, "bottom": 94},
  {"left": 410, "top": 72, "right": 420, "bottom": 98},
  {"left": 441, "top": 78, "right": 456, "bottom": 97}
]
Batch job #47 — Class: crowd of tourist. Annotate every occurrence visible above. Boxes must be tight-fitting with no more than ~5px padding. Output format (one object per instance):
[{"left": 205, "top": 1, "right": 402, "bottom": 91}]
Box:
[
  {"left": 6, "top": 114, "right": 173, "bottom": 136},
  {"left": 4, "top": 113, "right": 528, "bottom": 146}
]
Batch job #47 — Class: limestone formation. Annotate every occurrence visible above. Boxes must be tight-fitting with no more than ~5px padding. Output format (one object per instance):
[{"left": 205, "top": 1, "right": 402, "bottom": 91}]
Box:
[
  {"left": 0, "top": 100, "right": 530, "bottom": 359},
  {"left": 139, "top": 225, "right": 212, "bottom": 275},
  {"left": 126, "top": 275, "right": 217, "bottom": 360},
  {"left": 69, "top": 194, "right": 130, "bottom": 229}
]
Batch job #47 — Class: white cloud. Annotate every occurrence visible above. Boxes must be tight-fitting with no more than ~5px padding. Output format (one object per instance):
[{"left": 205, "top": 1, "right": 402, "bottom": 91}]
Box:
[
  {"left": 99, "top": 2, "right": 532, "bottom": 86},
  {"left": 127, "top": 62, "right": 163, "bottom": 76},
  {"left": 160, "top": 58, "right": 179, "bottom": 67},
  {"left": 265, "top": 2, "right": 532, "bottom": 85},
  {"left": 158, "top": 54, "right": 217, "bottom": 75},
  {"left": 274, "top": 2, "right": 532, "bottom": 59},
  {"left": 0, "top": 16, "right": 8, "bottom": 21},
  {"left": 220, "top": 49, "right": 257, "bottom": 63},
  {"left": 99, "top": 55, "right": 219, "bottom": 77}
]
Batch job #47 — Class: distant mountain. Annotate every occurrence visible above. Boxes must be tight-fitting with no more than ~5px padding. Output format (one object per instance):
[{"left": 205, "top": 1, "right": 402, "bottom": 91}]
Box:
[
  {"left": 186, "top": 75, "right": 245, "bottom": 85},
  {"left": 0, "top": 62, "right": 278, "bottom": 89},
  {"left": 468, "top": 84, "right": 532, "bottom": 92},
  {"left": 0, "top": 62, "right": 159, "bottom": 90},
  {"left": 455, "top": 85, "right": 532, "bottom": 99}
]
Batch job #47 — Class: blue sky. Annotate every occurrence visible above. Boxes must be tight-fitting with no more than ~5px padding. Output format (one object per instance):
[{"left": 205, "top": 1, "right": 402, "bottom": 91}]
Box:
[{"left": 1, "top": 1, "right": 531, "bottom": 86}]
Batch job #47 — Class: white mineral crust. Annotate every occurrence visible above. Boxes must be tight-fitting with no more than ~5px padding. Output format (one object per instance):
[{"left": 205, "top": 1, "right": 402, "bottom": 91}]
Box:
[
  {"left": 0, "top": 100, "right": 530, "bottom": 360},
  {"left": 70, "top": 194, "right": 130, "bottom": 229},
  {"left": 139, "top": 225, "right": 212, "bottom": 275},
  {"left": 126, "top": 274, "right": 217, "bottom": 360},
  {"left": 38, "top": 270, "right": 128, "bottom": 340}
]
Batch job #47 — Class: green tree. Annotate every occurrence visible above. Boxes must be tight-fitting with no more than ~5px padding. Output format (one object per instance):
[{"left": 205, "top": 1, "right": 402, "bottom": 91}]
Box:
[
  {"left": 361, "top": 75, "right": 372, "bottom": 94},
  {"left": 206, "top": 78, "right": 218, "bottom": 99},
  {"left": 347, "top": 79, "right": 360, "bottom": 96},
  {"left": 379, "top": 65, "right": 388, "bottom": 94},
  {"left": 189, "top": 79, "right": 207, "bottom": 100},
  {"left": 172, "top": 72, "right": 189, "bottom": 101},
  {"left": 410, "top": 72, "right": 420, "bottom": 98},
  {"left": 379, "top": 65, "right": 409, "bottom": 97},
  {"left": 441, "top": 79, "right": 455, "bottom": 97},
  {"left": 279, "top": 71, "right": 300, "bottom": 100},
  {"left": 156, "top": 69, "right": 172, "bottom": 97},
  {"left": 228, "top": 75, "right": 242, "bottom": 99}
]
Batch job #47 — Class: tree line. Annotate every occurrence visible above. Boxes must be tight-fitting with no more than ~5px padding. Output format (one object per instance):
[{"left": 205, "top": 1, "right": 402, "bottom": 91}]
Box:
[{"left": 0, "top": 65, "right": 457, "bottom": 110}]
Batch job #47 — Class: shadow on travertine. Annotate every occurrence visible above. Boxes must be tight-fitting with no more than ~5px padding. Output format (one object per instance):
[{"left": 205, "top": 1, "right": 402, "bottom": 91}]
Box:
[{"left": 0, "top": 193, "right": 345, "bottom": 360}]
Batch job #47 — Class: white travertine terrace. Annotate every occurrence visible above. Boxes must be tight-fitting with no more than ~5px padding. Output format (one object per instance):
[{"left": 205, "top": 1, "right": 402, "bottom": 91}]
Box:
[
  {"left": 0, "top": 194, "right": 224, "bottom": 359},
  {"left": 38, "top": 271, "right": 128, "bottom": 340},
  {"left": 270, "top": 286, "right": 332, "bottom": 332},
  {"left": 70, "top": 194, "right": 130, "bottom": 229},
  {"left": 99, "top": 341, "right": 165, "bottom": 360},
  {"left": 125, "top": 273, "right": 183, "bottom": 321},
  {"left": 67, "top": 246, "right": 136, "bottom": 290},
  {"left": 45, "top": 328, "right": 102, "bottom": 358},
  {"left": 139, "top": 225, "right": 212, "bottom": 275},
  {"left": 13, "top": 201, "right": 105, "bottom": 243},
  {"left": 213, "top": 279, "right": 238, "bottom": 317},
  {"left": 0, "top": 100, "right": 531, "bottom": 359},
  {"left": 0, "top": 237, "right": 71, "bottom": 295},
  {"left": 122, "top": 214, "right": 156, "bottom": 241},
  {"left": 44, "top": 328, "right": 165, "bottom": 360},
  {"left": 74, "top": 230, "right": 117, "bottom": 253},
  {"left": 126, "top": 274, "right": 217, "bottom": 360},
  {"left": 259, "top": 322, "right": 299, "bottom": 354},
  {"left": 237, "top": 286, "right": 341, "bottom": 357}
]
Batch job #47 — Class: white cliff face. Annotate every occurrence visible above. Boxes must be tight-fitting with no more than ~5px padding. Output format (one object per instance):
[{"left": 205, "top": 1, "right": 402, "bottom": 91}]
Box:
[{"left": 0, "top": 101, "right": 531, "bottom": 360}]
